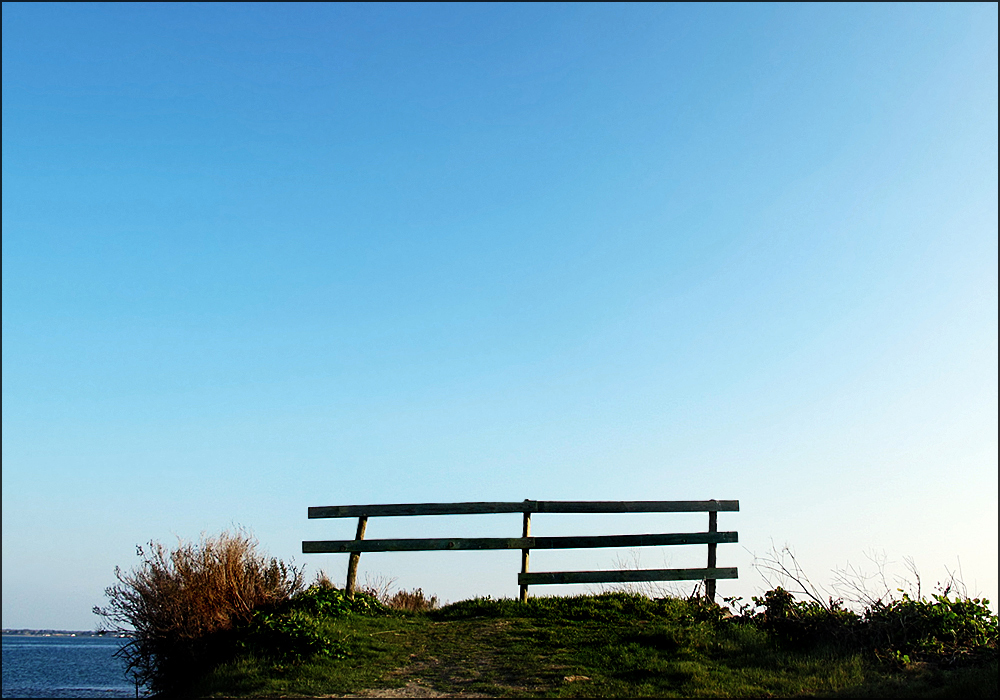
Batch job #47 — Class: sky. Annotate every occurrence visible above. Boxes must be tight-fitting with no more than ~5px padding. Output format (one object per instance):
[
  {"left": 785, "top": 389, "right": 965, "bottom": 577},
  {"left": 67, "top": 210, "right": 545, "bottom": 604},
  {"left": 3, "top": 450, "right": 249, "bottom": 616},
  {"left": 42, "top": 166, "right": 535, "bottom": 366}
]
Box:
[{"left": 2, "top": 3, "right": 997, "bottom": 630}]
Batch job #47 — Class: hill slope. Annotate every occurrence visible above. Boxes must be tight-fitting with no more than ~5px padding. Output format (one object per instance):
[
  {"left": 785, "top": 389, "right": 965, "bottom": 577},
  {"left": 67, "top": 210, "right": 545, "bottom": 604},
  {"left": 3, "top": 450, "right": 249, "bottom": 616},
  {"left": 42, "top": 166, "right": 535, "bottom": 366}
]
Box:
[{"left": 191, "top": 593, "right": 998, "bottom": 698}]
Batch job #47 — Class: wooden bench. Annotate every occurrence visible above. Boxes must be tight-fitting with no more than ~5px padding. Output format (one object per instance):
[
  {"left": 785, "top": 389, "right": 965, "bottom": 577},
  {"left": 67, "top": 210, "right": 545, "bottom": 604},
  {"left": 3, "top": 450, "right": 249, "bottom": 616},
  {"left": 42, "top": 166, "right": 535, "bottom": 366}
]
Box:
[{"left": 302, "top": 499, "right": 738, "bottom": 602}]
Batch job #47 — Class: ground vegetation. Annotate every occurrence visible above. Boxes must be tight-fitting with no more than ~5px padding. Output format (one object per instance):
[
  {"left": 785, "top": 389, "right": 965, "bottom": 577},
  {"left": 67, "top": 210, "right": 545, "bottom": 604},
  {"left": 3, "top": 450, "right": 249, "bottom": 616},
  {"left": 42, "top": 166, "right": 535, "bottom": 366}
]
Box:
[{"left": 96, "top": 532, "right": 998, "bottom": 697}]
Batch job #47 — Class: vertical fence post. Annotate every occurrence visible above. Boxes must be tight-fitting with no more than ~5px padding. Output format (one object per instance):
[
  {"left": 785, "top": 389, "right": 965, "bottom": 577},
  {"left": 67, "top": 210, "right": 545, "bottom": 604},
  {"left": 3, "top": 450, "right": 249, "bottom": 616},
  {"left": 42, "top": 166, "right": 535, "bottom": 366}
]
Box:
[
  {"left": 520, "top": 506, "right": 532, "bottom": 603},
  {"left": 345, "top": 515, "right": 368, "bottom": 599},
  {"left": 706, "top": 509, "right": 718, "bottom": 603}
]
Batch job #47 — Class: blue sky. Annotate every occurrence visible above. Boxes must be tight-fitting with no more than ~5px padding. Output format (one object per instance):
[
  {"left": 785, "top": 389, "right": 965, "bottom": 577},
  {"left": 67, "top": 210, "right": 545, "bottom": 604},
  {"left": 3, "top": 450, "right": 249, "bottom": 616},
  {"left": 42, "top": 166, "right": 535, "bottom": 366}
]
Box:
[{"left": 2, "top": 3, "right": 997, "bottom": 629}]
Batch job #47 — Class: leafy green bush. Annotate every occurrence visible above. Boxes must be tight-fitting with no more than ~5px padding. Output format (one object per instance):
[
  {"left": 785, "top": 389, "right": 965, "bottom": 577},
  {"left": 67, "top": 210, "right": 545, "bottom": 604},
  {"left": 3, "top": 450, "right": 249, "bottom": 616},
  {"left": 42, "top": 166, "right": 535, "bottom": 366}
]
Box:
[
  {"left": 751, "top": 587, "right": 861, "bottom": 646},
  {"left": 287, "top": 584, "right": 386, "bottom": 619},
  {"left": 746, "top": 586, "right": 997, "bottom": 665},
  {"left": 238, "top": 609, "right": 347, "bottom": 663},
  {"left": 864, "top": 593, "right": 998, "bottom": 662},
  {"left": 228, "top": 584, "right": 390, "bottom": 667}
]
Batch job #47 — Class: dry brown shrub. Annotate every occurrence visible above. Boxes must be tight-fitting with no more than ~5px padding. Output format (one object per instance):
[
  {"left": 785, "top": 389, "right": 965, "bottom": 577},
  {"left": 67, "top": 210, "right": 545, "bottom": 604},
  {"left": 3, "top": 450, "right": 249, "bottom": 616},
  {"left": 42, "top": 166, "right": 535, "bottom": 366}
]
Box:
[
  {"left": 385, "top": 588, "right": 439, "bottom": 612},
  {"left": 356, "top": 573, "right": 438, "bottom": 611},
  {"left": 314, "top": 569, "right": 335, "bottom": 589},
  {"left": 94, "top": 528, "right": 304, "bottom": 694}
]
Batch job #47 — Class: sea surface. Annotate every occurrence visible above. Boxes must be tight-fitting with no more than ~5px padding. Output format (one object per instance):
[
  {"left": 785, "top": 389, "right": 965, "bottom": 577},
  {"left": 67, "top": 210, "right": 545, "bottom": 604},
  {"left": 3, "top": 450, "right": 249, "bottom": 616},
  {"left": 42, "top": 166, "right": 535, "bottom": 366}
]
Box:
[{"left": 1, "top": 635, "right": 138, "bottom": 698}]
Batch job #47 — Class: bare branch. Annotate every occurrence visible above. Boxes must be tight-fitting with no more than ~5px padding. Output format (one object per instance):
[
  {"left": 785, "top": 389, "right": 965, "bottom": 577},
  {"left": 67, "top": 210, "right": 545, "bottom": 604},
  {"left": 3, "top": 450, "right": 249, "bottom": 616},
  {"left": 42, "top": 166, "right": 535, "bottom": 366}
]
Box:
[{"left": 752, "top": 542, "right": 832, "bottom": 610}]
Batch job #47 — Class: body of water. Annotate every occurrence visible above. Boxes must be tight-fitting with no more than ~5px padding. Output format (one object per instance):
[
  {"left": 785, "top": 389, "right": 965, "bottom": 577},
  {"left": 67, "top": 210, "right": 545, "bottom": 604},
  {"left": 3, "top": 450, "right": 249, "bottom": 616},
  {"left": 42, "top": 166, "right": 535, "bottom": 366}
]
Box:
[{"left": 2, "top": 635, "right": 138, "bottom": 698}]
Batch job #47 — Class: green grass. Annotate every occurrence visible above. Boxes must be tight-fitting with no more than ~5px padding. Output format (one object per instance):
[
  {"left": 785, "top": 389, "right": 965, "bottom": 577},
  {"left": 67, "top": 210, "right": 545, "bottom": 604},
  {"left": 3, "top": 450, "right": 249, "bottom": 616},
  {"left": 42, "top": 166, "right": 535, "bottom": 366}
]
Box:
[{"left": 191, "top": 592, "right": 998, "bottom": 698}]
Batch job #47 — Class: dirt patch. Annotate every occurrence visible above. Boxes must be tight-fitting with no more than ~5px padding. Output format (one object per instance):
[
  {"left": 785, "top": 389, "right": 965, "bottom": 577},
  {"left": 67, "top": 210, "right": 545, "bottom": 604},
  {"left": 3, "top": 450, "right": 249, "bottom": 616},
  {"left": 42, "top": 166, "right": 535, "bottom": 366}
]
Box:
[{"left": 339, "top": 681, "right": 489, "bottom": 697}]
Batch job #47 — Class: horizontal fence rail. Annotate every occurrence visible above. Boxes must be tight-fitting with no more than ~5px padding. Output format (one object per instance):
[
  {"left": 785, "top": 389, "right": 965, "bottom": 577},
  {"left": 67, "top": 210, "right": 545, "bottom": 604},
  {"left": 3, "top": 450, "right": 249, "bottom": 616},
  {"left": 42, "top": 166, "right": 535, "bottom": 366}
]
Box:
[
  {"left": 309, "top": 500, "right": 739, "bottom": 519},
  {"left": 519, "top": 567, "right": 739, "bottom": 586},
  {"left": 303, "top": 499, "right": 739, "bottom": 603},
  {"left": 302, "top": 531, "right": 738, "bottom": 554}
]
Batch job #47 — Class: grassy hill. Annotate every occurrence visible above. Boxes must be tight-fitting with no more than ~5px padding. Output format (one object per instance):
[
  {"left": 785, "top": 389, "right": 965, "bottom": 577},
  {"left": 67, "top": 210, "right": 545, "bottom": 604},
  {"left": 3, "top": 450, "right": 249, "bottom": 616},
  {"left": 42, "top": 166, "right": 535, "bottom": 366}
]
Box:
[
  {"left": 92, "top": 533, "right": 995, "bottom": 697},
  {"left": 190, "top": 591, "right": 998, "bottom": 698}
]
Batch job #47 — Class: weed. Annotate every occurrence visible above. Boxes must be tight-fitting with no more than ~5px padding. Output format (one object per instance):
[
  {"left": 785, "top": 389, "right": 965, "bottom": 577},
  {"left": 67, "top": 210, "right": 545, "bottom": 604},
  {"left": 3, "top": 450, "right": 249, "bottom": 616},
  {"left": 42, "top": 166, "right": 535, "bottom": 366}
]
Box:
[{"left": 385, "top": 587, "right": 439, "bottom": 612}]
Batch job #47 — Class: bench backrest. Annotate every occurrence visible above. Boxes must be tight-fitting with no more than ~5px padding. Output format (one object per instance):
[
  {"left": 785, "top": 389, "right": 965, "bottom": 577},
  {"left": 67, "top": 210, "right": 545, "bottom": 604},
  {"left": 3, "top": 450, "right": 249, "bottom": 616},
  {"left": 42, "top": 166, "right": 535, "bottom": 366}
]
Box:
[{"left": 303, "top": 499, "right": 739, "bottom": 602}]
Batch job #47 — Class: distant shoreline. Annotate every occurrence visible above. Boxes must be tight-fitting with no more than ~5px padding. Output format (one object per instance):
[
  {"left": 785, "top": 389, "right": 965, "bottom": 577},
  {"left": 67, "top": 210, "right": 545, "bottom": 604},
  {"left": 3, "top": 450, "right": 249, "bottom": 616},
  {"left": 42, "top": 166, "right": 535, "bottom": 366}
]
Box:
[{"left": 2, "top": 629, "right": 133, "bottom": 637}]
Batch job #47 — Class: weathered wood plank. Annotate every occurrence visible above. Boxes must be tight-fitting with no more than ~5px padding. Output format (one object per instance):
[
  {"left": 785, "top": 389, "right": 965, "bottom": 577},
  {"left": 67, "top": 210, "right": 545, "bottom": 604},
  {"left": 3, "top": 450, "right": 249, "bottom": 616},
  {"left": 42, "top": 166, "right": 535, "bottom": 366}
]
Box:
[
  {"left": 309, "top": 502, "right": 523, "bottom": 518},
  {"left": 308, "top": 500, "right": 739, "bottom": 518},
  {"left": 535, "top": 500, "right": 739, "bottom": 514},
  {"left": 302, "top": 531, "right": 738, "bottom": 553},
  {"left": 518, "top": 567, "right": 739, "bottom": 585}
]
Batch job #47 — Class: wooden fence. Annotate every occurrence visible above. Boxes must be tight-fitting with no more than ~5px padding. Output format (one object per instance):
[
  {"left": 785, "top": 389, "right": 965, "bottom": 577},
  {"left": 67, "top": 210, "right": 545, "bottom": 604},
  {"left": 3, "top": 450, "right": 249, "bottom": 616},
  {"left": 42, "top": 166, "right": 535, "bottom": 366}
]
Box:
[{"left": 302, "top": 499, "right": 738, "bottom": 603}]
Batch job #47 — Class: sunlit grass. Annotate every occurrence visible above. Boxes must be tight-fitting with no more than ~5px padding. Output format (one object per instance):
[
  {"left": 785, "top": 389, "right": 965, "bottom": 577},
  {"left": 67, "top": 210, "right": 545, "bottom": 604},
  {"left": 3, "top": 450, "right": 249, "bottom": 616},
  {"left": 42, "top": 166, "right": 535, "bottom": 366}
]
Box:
[{"left": 193, "top": 592, "right": 998, "bottom": 697}]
